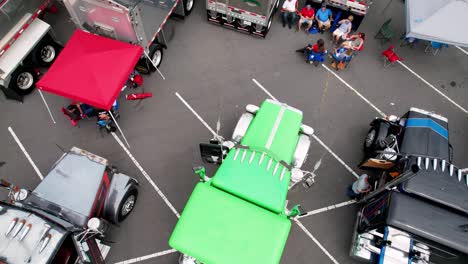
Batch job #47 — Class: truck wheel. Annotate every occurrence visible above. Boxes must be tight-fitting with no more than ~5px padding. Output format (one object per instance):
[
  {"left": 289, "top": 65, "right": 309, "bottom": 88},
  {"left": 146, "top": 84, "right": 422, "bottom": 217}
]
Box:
[
  {"left": 149, "top": 44, "right": 164, "bottom": 72},
  {"left": 364, "top": 128, "right": 376, "bottom": 150},
  {"left": 8, "top": 67, "right": 37, "bottom": 95},
  {"left": 183, "top": 0, "right": 194, "bottom": 15},
  {"left": 32, "top": 37, "right": 61, "bottom": 67},
  {"left": 117, "top": 189, "right": 138, "bottom": 222}
]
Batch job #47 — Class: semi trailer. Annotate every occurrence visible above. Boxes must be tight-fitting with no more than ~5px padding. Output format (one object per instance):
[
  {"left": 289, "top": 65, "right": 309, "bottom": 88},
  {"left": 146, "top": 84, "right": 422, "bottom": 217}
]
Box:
[
  {"left": 0, "top": 0, "right": 61, "bottom": 98},
  {"left": 206, "top": 0, "right": 281, "bottom": 37},
  {"left": 62, "top": 0, "right": 196, "bottom": 75}
]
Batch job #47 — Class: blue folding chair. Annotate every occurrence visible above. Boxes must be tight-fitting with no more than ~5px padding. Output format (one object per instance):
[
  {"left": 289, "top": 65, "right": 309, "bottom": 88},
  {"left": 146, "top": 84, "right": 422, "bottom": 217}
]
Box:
[{"left": 425, "top": 41, "right": 448, "bottom": 55}]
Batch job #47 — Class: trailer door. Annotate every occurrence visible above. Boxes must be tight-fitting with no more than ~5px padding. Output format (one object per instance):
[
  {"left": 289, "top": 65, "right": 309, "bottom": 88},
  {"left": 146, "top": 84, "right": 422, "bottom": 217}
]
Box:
[{"left": 62, "top": 0, "right": 138, "bottom": 44}]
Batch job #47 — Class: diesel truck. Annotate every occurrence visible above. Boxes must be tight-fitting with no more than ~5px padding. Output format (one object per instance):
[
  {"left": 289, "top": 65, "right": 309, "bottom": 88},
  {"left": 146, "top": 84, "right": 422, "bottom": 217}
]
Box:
[
  {"left": 169, "top": 99, "right": 315, "bottom": 263},
  {"left": 351, "top": 108, "right": 468, "bottom": 264}
]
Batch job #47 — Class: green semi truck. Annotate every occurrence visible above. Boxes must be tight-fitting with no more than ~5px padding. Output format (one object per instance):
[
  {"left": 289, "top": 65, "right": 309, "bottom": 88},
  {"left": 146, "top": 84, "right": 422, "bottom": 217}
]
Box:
[{"left": 169, "top": 99, "right": 314, "bottom": 264}]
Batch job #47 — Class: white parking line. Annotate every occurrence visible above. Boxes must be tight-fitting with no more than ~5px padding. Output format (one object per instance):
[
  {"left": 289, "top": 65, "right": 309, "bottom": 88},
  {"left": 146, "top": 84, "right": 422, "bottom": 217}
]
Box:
[
  {"left": 252, "top": 78, "right": 279, "bottom": 102},
  {"left": 294, "top": 219, "right": 340, "bottom": 264},
  {"left": 297, "top": 200, "right": 356, "bottom": 219},
  {"left": 251, "top": 78, "right": 360, "bottom": 178},
  {"left": 175, "top": 92, "right": 218, "bottom": 137},
  {"left": 111, "top": 132, "right": 180, "bottom": 218},
  {"left": 455, "top": 46, "right": 468, "bottom": 56},
  {"left": 8, "top": 126, "right": 43, "bottom": 180},
  {"left": 397, "top": 61, "right": 468, "bottom": 114},
  {"left": 322, "top": 65, "right": 386, "bottom": 118},
  {"left": 312, "top": 135, "right": 359, "bottom": 179},
  {"left": 114, "top": 249, "right": 177, "bottom": 264}
]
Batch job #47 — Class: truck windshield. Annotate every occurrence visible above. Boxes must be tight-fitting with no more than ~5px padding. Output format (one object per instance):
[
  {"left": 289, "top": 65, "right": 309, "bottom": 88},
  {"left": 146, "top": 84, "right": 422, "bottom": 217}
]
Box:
[{"left": 22, "top": 192, "right": 88, "bottom": 230}]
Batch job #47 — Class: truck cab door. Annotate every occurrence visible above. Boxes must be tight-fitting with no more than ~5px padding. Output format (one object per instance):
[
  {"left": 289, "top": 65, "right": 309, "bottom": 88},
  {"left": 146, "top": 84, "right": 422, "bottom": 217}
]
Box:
[{"left": 72, "top": 234, "right": 105, "bottom": 264}]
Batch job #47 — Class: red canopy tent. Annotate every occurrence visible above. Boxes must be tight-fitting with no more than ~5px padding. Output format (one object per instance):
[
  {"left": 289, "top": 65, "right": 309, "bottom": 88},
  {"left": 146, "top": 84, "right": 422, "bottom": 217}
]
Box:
[
  {"left": 36, "top": 30, "right": 143, "bottom": 147},
  {"left": 37, "top": 29, "right": 143, "bottom": 110}
]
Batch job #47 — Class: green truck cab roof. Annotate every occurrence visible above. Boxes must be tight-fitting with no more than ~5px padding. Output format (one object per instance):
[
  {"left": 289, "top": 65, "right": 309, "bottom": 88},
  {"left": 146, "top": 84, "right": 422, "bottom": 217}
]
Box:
[
  {"left": 168, "top": 182, "right": 291, "bottom": 264},
  {"left": 169, "top": 100, "right": 304, "bottom": 263}
]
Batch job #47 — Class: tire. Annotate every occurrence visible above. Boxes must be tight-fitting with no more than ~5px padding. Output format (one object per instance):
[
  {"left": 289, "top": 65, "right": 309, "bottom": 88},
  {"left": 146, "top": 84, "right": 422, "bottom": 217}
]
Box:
[
  {"left": 183, "top": 0, "right": 195, "bottom": 15},
  {"left": 364, "top": 128, "right": 377, "bottom": 150},
  {"left": 31, "top": 36, "right": 61, "bottom": 67},
  {"left": 117, "top": 189, "right": 138, "bottom": 222},
  {"left": 148, "top": 44, "right": 164, "bottom": 72},
  {"left": 8, "top": 67, "right": 37, "bottom": 95}
]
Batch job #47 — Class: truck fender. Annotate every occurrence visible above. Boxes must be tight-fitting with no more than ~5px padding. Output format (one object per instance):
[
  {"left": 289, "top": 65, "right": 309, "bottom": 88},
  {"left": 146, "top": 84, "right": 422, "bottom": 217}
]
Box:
[
  {"left": 102, "top": 173, "right": 139, "bottom": 224},
  {"left": 232, "top": 112, "right": 254, "bottom": 143}
]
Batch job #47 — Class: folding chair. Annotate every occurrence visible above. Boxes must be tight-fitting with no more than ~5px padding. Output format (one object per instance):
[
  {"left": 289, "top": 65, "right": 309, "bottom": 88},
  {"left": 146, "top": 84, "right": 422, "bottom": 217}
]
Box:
[
  {"left": 375, "top": 19, "right": 393, "bottom": 44},
  {"left": 400, "top": 34, "right": 418, "bottom": 48},
  {"left": 424, "top": 41, "right": 448, "bottom": 55},
  {"left": 382, "top": 45, "right": 402, "bottom": 67}
]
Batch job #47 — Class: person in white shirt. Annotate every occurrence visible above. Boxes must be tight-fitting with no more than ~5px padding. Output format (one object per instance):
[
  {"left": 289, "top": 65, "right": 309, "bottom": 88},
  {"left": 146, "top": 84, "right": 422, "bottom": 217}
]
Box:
[{"left": 281, "top": 0, "right": 298, "bottom": 29}]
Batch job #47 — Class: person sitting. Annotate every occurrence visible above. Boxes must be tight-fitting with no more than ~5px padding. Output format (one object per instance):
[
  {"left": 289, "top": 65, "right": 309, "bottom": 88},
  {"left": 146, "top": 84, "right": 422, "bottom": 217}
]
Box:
[
  {"left": 332, "top": 15, "right": 353, "bottom": 44},
  {"left": 347, "top": 174, "right": 371, "bottom": 199},
  {"left": 330, "top": 47, "right": 353, "bottom": 70},
  {"left": 62, "top": 102, "right": 95, "bottom": 127},
  {"left": 96, "top": 110, "right": 117, "bottom": 133},
  {"left": 315, "top": 3, "right": 333, "bottom": 33},
  {"left": 307, "top": 39, "right": 327, "bottom": 65},
  {"left": 340, "top": 32, "right": 365, "bottom": 51},
  {"left": 296, "top": 39, "right": 327, "bottom": 66},
  {"left": 297, "top": 4, "right": 315, "bottom": 33}
]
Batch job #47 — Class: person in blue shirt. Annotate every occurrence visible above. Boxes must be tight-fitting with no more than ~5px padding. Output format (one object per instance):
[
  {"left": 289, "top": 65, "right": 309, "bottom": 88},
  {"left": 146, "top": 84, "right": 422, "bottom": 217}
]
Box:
[{"left": 315, "top": 3, "right": 333, "bottom": 33}]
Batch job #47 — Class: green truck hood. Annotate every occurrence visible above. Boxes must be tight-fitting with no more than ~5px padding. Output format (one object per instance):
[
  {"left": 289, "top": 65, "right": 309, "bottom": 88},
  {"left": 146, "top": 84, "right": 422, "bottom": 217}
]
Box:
[
  {"left": 169, "top": 182, "right": 291, "bottom": 264},
  {"left": 241, "top": 99, "right": 303, "bottom": 163},
  {"left": 211, "top": 99, "right": 303, "bottom": 213}
]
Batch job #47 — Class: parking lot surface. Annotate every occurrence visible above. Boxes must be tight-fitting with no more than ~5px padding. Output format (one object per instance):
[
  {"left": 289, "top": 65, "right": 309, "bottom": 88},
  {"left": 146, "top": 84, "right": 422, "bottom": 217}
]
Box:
[{"left": 1, "top": 0, "right": 467, "bottom": 263}]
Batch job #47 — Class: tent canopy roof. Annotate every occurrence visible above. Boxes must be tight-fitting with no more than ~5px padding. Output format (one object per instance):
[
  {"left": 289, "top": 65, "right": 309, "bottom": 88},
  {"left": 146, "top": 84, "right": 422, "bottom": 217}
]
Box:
[
  {"left": 406, "top": 0, "right": 468, "bottom": 47},
  {"left": 36, "top": 30, "right": 143, "bottom": 110}
]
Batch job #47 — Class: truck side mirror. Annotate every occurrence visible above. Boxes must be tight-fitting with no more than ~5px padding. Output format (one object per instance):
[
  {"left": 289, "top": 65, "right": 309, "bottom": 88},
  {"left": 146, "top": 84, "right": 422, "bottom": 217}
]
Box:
[
  {"left": 288, "top": 205, "right": 305, "bottom": 218},
  {"left": 193, "top": 166, "right": 207, "bottom": 181},
  {"left": 199, "top": 143, "right": 229, "bottom": 165}
]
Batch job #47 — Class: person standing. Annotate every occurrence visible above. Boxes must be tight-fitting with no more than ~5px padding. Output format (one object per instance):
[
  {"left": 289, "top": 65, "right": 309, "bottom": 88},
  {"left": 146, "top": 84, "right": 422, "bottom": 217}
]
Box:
[
  {"left": 281, "top": 0, "right": 298, "bottom": 29},
  {"left": 315, "top": 3, "right": 333, "bottom": 33},
  {"left": 332, "top": 15, "right": 353, "bottom": 44},
  {"left": 297, "top": 4, "right": 315, "bottom": 33},
  {"left": 347, "top": 174, "right": 371, "bottom": 199}
]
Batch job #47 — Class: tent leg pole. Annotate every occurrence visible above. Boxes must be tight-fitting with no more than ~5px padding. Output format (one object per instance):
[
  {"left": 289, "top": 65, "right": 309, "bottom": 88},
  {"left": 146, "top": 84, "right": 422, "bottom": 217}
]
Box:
[
  {"left": 144, "top": 51, "right": 166, "bottom": 80},
  {"left": 109, "top": 111, "right": 131, "bottom": 149},
  {"left": 38, "top": 89, "right": 57, "bottom": 124}
]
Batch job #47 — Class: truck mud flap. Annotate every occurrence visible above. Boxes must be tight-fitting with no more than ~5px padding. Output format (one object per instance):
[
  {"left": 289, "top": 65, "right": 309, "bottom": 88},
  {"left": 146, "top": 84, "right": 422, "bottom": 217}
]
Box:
[
  {"left": 0, "top": 85, "right": 23, "bottom": 102},
  {"left": 207, "top": 11, "right": 222, "bottom": 24}
]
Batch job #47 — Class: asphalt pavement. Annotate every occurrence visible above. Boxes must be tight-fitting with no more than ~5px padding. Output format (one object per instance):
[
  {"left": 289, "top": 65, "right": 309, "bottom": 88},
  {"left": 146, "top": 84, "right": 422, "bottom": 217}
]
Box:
[{"left": 0, "top": 0, "right": 467, "bottom": 263}]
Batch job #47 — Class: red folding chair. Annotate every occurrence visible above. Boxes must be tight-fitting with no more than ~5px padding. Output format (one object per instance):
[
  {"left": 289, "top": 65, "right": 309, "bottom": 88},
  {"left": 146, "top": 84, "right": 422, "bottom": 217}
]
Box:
[{"left": 382, "top": 45, "right": 402, "bottom": 67}]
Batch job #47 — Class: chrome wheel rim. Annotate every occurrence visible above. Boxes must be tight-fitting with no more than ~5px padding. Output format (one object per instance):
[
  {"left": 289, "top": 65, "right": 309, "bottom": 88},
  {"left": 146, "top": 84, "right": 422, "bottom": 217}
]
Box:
[
  {"left": 186, "top": 0, "right": 194, "bottom": 11},
  {"left": 152, "top": 50, "right": 162, "bottom": 67},
  {"left": 41, "top": 45, "right": 56, "bottom": 63},
  {"left": 121, "top": 195, "right": 135, "bottom": 216},
  {"left": 17, "top": 72, "right": 34, "bottom": 90}
]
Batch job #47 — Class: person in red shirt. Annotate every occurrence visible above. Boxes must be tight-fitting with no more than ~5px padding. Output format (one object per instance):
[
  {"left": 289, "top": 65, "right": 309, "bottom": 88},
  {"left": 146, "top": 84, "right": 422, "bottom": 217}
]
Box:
[{"left": 297, "top": 4, "right": 315, "bottom": 33}]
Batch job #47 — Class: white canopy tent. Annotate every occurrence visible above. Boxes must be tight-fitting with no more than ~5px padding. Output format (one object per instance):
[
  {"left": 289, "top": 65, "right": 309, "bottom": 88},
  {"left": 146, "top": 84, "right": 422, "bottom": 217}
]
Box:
[{"left": 406, "top": 0, "right": 468, "bottom": 47}]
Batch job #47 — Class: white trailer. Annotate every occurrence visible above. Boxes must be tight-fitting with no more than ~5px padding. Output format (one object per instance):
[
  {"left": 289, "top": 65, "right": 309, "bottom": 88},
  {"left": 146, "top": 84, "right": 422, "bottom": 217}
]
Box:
[
  {"left": 0, "top": 0, "right": 62, "bottom": 97},
  {"left": 206, "top": 0, "right": 280, "bottom": 37},
  {"left": 62, "top": 0, "right": 195, "bottom": 74}
]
